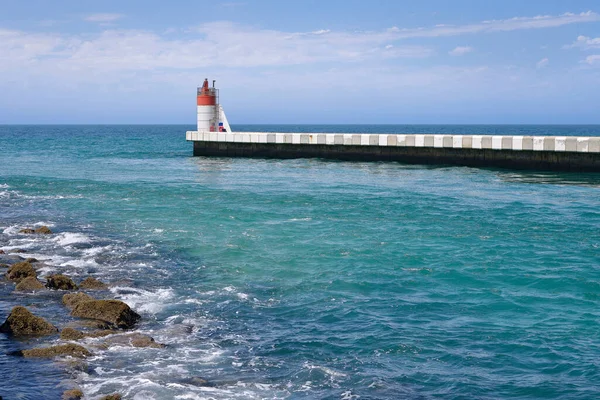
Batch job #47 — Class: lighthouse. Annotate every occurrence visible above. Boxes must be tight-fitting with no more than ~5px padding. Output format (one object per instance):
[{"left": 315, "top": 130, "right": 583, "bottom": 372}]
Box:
[{"left": 197, "top": 79, "right": 231, "bottom": 133}]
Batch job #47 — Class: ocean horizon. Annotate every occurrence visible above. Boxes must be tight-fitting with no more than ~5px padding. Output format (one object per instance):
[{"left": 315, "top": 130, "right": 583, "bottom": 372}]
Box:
[{"left": 1, "top": 124, "right": 599, "bottom": 399}]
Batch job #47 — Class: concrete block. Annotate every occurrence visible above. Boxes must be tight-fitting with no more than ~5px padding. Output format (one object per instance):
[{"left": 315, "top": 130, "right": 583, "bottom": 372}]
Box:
[
  {"left": 267, "top": 134, "right": 276, "bottom": 143},
  {"left": 512, "top": 136, "right": 523, "bottom": 150},
  {"left": 522, "top": 137, "right": 533, "bottom": 150},
  {"left": 387, "top": 135, "right": 397, "bottom": 146},
  {"left": 292, "top": 134, "right": 301, "bottom": 144},
  {"left": 275, "top": 133, "right": 285, "bottom": 144},
  {"left": 492, "top": 136, "right": 502, "bottom": 150},
  {"left": 555, "top": 137, "right": 566, "bottom": 151},
  {"left": 544, "top": 137, "right": 555, "bottom": 151},
  {"left": 300, "top": 134, "right": 310, "bottom": 144},
  {"left": 424, "top": 135, "right": 434, "bottom": 147},
  {"left": 241, "top": 134, "right": 250, "bottom": 143},
  {"left": 481, "top": 136, "right": 492, "bottom": 149},
  {"left": 369, "top": 135, "right": 379, "bottom": 146},
  {"left": 565, "top": 137, "right": 577, "bottom": 152},
  {"left": 533, "top": 137, "right": 544, "bottom": 151},
  {"left": 397, "top": 135, "right": 407, "bottom": 146},
  {"left": 352, "top": 134, "right": 361, "bottom": 145},
  {"left": 344, "top": 134, "right": 353, "bottom": 145},
  {"left": 415, "top": 135, "right": 425, "bottom": 147},
  {"left": 577, "top": 138, "right": 589, "bottom": 152},
  {"left": 472, "top": 136, "right": 482, "bottom": 149},
  {"left": 589, "top": 137, "right": 600, "bottom": 153},
  {"left": 335, "top": 135, "right": 344, "bottom": 145},
  {"left": 258, "top": 134, "right": 267, "bottom": 143},
  {"left": 209, "top": 132, "right": 218, "bottom": 142},
  {"left": 360, "top": 134, "right": 370, "bottom": 146},
  {"left": 443, "top": 135, "right": 453, "bottom": 148},
  {"left": 406, "top": 135, "right": 416, "bottom": 147},
  {"left": 462, "top": 136, "right": 472, "bottom": 149},
  {"left": 317, "top": 134, "right": 326, "bottom": 144},
  {"left": 226, "top": 133, "right": 234, "bottom": 142},
  {"left": 379, "top": 135, "right": 388, "bottom": 146},
  {"left": 501, "top": 136, "right": 512, "bottom": 150},
  {"left": 234, "top": 134, "right": 242, "bottom": 143},
  {"left": 326, "top": 134, "right": 336, "bottom": 145},
  {"left": 433, "top": 135, "right": 444, "bottom": 148},
  {"left": 453, "top": 135, "right": 463, "bottom": 148},
  {"left": 284, "top": 134, "right": 293, "bottom": 144}
]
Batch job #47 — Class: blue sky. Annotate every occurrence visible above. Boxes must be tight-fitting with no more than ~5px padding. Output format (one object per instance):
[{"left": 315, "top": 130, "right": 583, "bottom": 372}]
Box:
[{"left": 2, "top": 0, "right": 600, "bottom": 124}]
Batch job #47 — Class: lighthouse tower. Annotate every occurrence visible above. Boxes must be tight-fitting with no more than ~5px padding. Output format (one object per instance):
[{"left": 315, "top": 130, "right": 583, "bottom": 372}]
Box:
[{"left": 197, "top": 79, "right": 231, "bottom": 133}]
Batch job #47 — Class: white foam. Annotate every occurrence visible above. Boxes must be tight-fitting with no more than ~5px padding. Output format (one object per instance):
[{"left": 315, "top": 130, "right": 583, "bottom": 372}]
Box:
[
  {"left": 54, "top": 232, "right": 91, "bottom": 246},
  {"left": 110, "top": 287, "right": 175, "bottom": 315}
]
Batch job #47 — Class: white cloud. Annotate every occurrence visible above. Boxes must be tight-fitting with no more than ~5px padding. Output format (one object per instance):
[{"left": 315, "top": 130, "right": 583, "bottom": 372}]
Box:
[
  {"left": 449, "top": 46, "right": 473, "bottom": 56},
  {"left": 536, "top": 58, "right": 549, "bottom": 69},
  {"left": 566, "top": 35, "right": 600, "bottom": 50},
  {"left": 582, "top": 55, "right": 600, "bottom": 65},
  {"left": 84, "top": 13, "right": 123, "bottom": 23}
]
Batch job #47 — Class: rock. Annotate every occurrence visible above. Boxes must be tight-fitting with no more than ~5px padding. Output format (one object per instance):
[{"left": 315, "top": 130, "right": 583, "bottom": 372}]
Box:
[
  {"left": 63, "top": 292, "right": 94, "bottom": 310},
  {"left": 6, "top": 262, "right": 36, "bottom": 282},
  {"left": 180, "top": 377, "right": 213, "bottom": 387},
  {"left": 9, "top": 248, "right": 27, "bottom": 253},
  {"left": 18, "top": 343, "right": 91, "bottom": 358},
  {"left": 0, "top": 263, "right": 9, "bottom": 269},
  {"left": 62, "top": 389, "right": 83, "bottom": 400},
  {"left": 25, "top": 257, "right": 38, "bottom": 263},
  {"left": 103, "top": 333, "right": 165, "bottom": 349},
  {"left": 15, "top": 276, "right": 45, "bottom": 291},
  {"left": 0, "top": 306, "right": 58, "bottom": 336},
  {"left": 99, "top": 395, "right": 121, "bottom": 400},
  {"left": 0, "top": 249, "right": 5, "bottom": 254},
  {"left": 19, "top": 228, "right": 35, "bottom": 234},
  {"left": 79, "top": 277, "right": 108, "bottom": 290},
  {"left": 71, "top": 300, "right": 140, "bottom": 329},
  {"left": 35, "top": 226, "right": 53, "bottom": 234},
  {"left": 60, "top": 327, "right": 86, "bottom": 340},
  {"left": 46, "top": 274, "right": 78, "bottom": 290}
]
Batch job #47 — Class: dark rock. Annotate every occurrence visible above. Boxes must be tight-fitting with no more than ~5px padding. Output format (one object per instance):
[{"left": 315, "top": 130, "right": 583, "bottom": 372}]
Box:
[
  {"left": 0, "top": 306, "right": 58, "bottom": 336},
  {"left": 102, "top": 333, "right": 165, "bottom": 349},
  {"left": 25, "top": 257, "right": 38, "bottom": 263},
  {"left": 19, "top": 343, "right": 91, "bottom": 358},
  {"left": 19, "top": 228, "right": 35, "bottom": 234},
  {"left": 10, "top": 249, "right": 27, "bottom": 253},
  {"left": 71, "top": 300, "right": 140, "bottom": 329},
  {"left": 46, "top": 274, "right": 78, "bottom": 290},
  {"left": 35, "top": 226, "right": 53, "bottom": 234},
  {"left": 63, "top": 292, "right": 94, "bottom": 310},
  {"left": 180, "top": 376, "right": 214, "bottom": 387},
  {"left": 62, "top": 389, "right": 83, "bottom": 400},
  {"left": 99, "top": 395, "right": 121, "bottom": 400},
  {"left": 15, "top": 276, "right": 45, "bottom": 291},
  {"left": 6, "top": 262, "right": 36, "bottom": 282},
  {"left": 60, "top": 327, "right": 86, "bottom": 340},
  {"left": 0, "top": 263, "right": 9, "bottom": 269},
  {"left": 0, "top": 249, "right": 4, "bottom": 254},
  {"left": 79, "top": 277, "right": 108, "bottom": 290}
]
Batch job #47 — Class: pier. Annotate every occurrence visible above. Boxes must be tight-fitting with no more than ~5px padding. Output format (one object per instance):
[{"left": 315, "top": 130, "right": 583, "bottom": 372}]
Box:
[{"left": 186, "top": 131, "right": 600, "bottom": 172}]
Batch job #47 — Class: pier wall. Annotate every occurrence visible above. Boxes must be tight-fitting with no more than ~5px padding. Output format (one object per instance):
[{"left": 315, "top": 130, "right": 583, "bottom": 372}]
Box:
[{"left": 186, "top": 132, "right": 600, "bottom": 172}]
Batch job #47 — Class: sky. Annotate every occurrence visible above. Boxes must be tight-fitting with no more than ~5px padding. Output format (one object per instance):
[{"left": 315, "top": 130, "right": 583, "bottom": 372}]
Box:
[{"left": 2, "top": 0, "right": 600, "bottom": 124}]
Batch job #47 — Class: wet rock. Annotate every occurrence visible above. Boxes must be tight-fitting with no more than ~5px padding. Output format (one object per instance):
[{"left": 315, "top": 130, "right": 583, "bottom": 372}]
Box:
[
  {"left": 99, "top": 395, "right": 121, "bottom": 400},
  {"left": 0, "top": 306, "right": 58, "bottom": 336},
  {"left": 79, "top": 277, "right": 108, "bottom": 290},
  {"left": 15, "top": 276, "right": 45, "bottom": 291},
  {"left": 6, "top": 261, "right": 36, "bottom": 282},
  {"left": 60, "top": 327, "right": 86, "bottom": 340},
  {"left": 62, "top": 389, "right": 83, "bottom": 400},
  {"left": 19, "top": 228, "right": 36, "bottom": 234},
  {"left": 63, "top": 292, "right": 94, "bottom": 310},
  {"left": 180, "top": 376, "right": 213, "bottom": 387},
  {"left": 46, "top": 274, "right": 78, "bottom": 290},
  {"left": 102, "top": 333, "right": 165, "bottom": 349},
  {"left": 0, "top": 263, "right": 9, "bottom": 269},
  {"left": 9, "top": 249, "right": 27, "bottom": 253},
  {"left": 18, "top": 343, "right": 91, "bottom": 358},
  {"left": 71, "top": 300, "right": 140, "bottom": 329},
  {"left": 35, "top": 226, "right": 53, "bottom": 234},
  {"left": 25, "top": 257, "right": 38, "bottom": 263},
  {"left": 0, "top": 249, "right": 4, "bottom": 254}
]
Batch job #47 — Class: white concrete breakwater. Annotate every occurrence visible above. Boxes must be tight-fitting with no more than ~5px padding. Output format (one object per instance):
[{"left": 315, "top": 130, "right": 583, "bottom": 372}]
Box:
[{"left": 186, "top": 131, "right": 600, "bottom": 171}]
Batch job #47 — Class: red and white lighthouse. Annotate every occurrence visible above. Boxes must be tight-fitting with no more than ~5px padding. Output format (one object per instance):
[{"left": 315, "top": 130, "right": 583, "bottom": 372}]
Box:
[{"left": 197, "top": 79, "right": 231, "bottom": 133}]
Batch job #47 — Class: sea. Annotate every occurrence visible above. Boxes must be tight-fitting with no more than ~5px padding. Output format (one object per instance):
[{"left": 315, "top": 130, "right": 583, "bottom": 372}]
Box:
[{"left": 1, "top": 124, "right": 599, "bottom": 400}]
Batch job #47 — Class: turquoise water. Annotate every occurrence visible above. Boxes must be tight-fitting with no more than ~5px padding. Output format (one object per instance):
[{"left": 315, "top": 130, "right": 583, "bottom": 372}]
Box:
[{"left": 1, "top": 125, "right": 600, "bottom": 399}]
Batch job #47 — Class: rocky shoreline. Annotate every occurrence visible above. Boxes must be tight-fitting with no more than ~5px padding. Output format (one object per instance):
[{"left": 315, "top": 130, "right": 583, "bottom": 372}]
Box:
[{"left": 0, "top": 226, "right": 165, "bottom": 400}]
